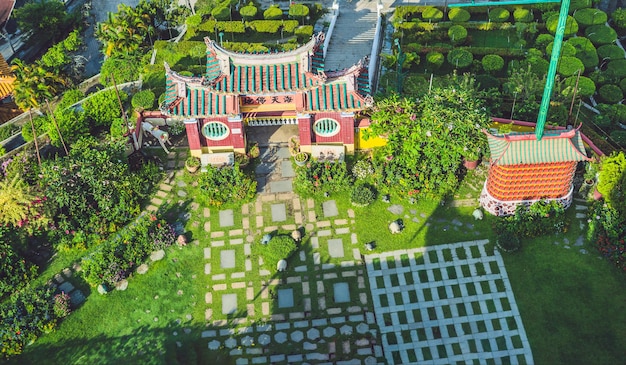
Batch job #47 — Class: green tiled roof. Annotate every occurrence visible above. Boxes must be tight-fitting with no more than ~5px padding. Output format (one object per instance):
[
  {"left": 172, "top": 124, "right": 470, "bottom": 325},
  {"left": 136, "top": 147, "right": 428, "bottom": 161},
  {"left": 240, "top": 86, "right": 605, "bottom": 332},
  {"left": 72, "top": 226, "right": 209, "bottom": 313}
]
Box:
[{"left": 487, "top": 129, "right": 590, "bottom": 166}]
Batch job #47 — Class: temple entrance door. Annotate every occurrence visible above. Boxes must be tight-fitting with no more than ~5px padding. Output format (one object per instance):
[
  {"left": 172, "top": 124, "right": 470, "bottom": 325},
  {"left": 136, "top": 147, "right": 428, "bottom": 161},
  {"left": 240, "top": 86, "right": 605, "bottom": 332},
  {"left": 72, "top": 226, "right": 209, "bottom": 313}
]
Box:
[{"left": 245, "top": 124, "right": 300, "bottom": 147}]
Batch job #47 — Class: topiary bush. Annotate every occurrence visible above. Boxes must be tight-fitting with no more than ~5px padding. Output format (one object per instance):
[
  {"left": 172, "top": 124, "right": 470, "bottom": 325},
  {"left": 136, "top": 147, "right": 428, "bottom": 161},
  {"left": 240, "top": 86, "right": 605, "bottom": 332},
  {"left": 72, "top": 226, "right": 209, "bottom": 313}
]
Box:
[
  {"left": 447, "top": 48, "right": 473, "bottom": 69},
  {"left": 607, "top": 59, "right": 626, "bottom": 78},
  {"left": 264, "top": 5, "right": 282, "bottom": 20},
  {"left": 573, "top": 8, "right": 607, "bottom": 28},
  {"left": 535, "top": 33, "right": 554, "bottom": 49},
  {"left": 570, "top": 0, "right": 592, "bottom": 11},
  {"left": 557, "top": 56, "right": 584, "bottom": 77},
  {"left": 598, "top": 84, "right": 624, "bottom": 103},
  {"left": 198, "top": 165, "right": 257, "bottom": 206},
  {"left": 294, "top": 25, "right": 313, "bottom": 40},
  {"left": 448, "top": 8, "right": 470, "bottom": 22},
  {"left": 481, "top": 54, "right": 504, "bottom": 73},
  {"left": 620, "top": 78, "right": 626, "bottom": 93},
  {"left": 421, "top": 7, "right": 443, "bottom": 21},
  {"left": 546, "top": 14, "right": 578, "bottom": 37},
  {"left": 488, "top": 8, "right": 510, "bottom": 22},
  {"left": 564, "top": 75, "right": 596, "bottom": 97},
  {"left": 263, "top": 235, "right": 297, "bottom": 271},
  {"left": 597, "top": 44, "right": 625, "bottom": 60},
  {"left": 566, "top": 37, "right": 598, "bottom": 70},
  {"left": 350, "top": 183, "right": 376, "bottom": 207},
  {"left": 513, "top": 7, "right": 534, "bottom": 22},
  {"left": 131, "top": 90, "right": 156, "bottom": 111},
  {"left": 448, "top": 25, "right": 467, "bottom": 45},
  {"left": 426, "top": 51, "right": 445, "bottom": 70},
  {"left": 496, "top": 230, "right": 521, "bottom": 252},
  {"left": 547, "top": 41, "right": 577, "bottom": 56},
  {"left": 612, "top": 8, "right": 626, "bottom": 32},
  {"left": 585, "top": 24, "right": 617, "bottom": 45},
  {"left": 610, "top": 130, "right": 626, "bottom": 146},
  {"left": 211, "top": 5, "right": 231, "bottom": 21},
  {"left": 288, "top": 3, "right": 309, "bottom": 18},
  {"left": 239, "top": 3, "right": 258, "bottom": 21}
]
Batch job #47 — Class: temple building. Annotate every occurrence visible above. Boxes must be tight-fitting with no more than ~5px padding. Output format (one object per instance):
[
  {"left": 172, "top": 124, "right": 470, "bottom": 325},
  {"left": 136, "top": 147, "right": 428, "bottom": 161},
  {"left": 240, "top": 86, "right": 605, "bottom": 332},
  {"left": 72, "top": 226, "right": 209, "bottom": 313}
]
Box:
[
  {"left": 160, "top": 34, "right": 372, "bottom": 161},
  {"left": 479, "top": 128, "right": 591, "bottom": 216}
]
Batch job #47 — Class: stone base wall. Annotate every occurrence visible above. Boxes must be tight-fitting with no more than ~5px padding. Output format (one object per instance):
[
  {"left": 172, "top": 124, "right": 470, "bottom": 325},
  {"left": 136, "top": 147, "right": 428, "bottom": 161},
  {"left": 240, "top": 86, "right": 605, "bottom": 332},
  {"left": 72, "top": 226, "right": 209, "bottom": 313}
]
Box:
[{"left": 479, "top": 181, "right": 574, "bottom": 216}]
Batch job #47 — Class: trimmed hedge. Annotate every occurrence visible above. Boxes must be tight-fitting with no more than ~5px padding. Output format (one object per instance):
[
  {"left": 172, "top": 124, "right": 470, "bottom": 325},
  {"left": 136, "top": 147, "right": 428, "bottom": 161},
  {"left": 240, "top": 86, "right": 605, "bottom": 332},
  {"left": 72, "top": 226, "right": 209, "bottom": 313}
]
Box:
[
  {"left": 513, "top": 8, "right": 534, "bottom": 22},
  {"left": 547, "top": 41, "right": 577, "bottom": 57},
  {"left": 598, "top": 84, "right": 624, "bottom": 103},
  {"left": 215, "top": 21, "right": 246, "bottom": 33},
  {"left": 546, "top": 14, "right": 578, "bottom": 37},
  {"left": 264, "top": 5, "right": 282, "bottom": 20},
  {"left": 557, "top": 56, "right": 585, "bottom": 77},
  {"left": 288, "top": 4, "right": 309, "bottom": 18},
  {"left": 482, "top": 54, "right": 505, "bottom": 73},
  {"left": 131, "top": 90, "right": 156, "bottom": 110},
  {"left": 448, "top": 8, "right": 470, "bottom": 22},
  {"left": 448, "top": 25, "right": 467, "bottom": 45},
  {"left": 426, "top": 51, "right": 444, "bottom": 69},
  {"left": 564, "top": 75, "right": 596, "bottom": 97},
  {"left": 488, "top": 8, "right": 510, "bottom": 23},
  {"left": 248, "top": 20, "right": 282, "bottom": 33},
  {"left": 422, "top": 7, "right": 443, "bottom": 21},
  {"left": 447, "top": 48, "right": 473, "bottom": 69},
  {"left": 573, "top": 8, "right": 607, "bottom": 27},
  {"left": 597, "top": 44, "right": 625, "bottom": 60},
  {"left": 585, "top": 24, "right": 617, "bottom": 45},
  {"left": 612, "top": 8, "right": 626, "bottom": 31},
  {"left": 566, "top": 37, "right": 599, "bottom": 69},
  {"left": 294, "top": 25, "right": 313, "bottom": 40}
]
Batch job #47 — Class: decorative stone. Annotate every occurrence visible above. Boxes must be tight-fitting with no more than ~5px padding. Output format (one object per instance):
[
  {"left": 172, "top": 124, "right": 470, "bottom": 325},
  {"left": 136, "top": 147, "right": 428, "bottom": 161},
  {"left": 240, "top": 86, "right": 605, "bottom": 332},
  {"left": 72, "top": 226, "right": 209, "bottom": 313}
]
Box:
[
  {"left": 137, "top": 264, "right": 149, "bottom": 274},
  {"left": 389, "top": 221, "right": 403, "bottom": 234},
  {"left": 150, "top": 250, "right": 165, "bottom": 261},
  {"left": 382, "top": 194, "right": 390, "bottom": 203},
  {"left": 356, "top": 323, "right": 369, "bottom": 334},
  {"left": 208, "top": 340, "right": 220, "bottom": 350},
  {"left": 472, "top": 208, "right": 484, "bottom": 220},
  {"left": 291, "top": 331, "right": 304, "bottom": 342},
  {"left": 274, "top": 332, "right": 288, "bottom": 344},
  {"left": 323, "top": 327, "right": 337, "bottom": 338},
  {"left": 115, "top": 279, "right": 128, "bottom": 291},
  {"left": 97, "top": 284, "right": 108, "bottom": 295},
  {"left": 365, "top": 242, "right": 375, "bottom": 251},
  {"left": 225, "top": 337, "right": 237, "bottom": 349},
  {"left": 177, "top": 234, "right": 187, "bottom": 246},
  {"left": 291, "top": 230, "right": 302, "bottom": 242},
  {"left": 277, "top": 259, "right": 288, "bottom": 272},
  {"left": 261, "top": 234, "right": 272, "bottom": 245},
  {"left": 307, "top": 328, "right": 320, "bottom": 340},
  {"left": 258, "top": 334, "right": 271, "bottom": 346}
]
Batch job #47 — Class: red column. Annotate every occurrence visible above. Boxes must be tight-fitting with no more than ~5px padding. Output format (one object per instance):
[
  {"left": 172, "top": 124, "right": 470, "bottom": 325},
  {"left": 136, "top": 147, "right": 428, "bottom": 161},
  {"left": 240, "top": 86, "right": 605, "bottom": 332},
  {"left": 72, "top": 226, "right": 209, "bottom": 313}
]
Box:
[
  {"left": 185, "top": 119, "right": 201, "bottom": 151},
  {"left": 341, "top": 114, "right": 355, "bottom": 145},
  {"left": 298, "top": 114, "right": 312, "bottom": 147}
]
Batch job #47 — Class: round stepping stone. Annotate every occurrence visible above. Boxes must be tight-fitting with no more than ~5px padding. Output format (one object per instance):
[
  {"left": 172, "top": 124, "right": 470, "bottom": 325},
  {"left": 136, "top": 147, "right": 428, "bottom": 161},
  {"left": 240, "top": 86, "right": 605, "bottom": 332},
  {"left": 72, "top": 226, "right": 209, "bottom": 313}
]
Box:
[
  {"left": 115, "top": 279, "right": 128, "bottom": 291},
  {"left": 208, "top": 340, "right": 221, "bottom": 350},
  {"left": 306, "top": 328, "right": 320, "bottom": 340},
  {"left": 258, "top": 334, "right": 271, "bottom": 346},
  {"left": 224, "top": 337, "right": 237, "bottom": 349},
  {"left": 274, "top": 332, "right": 287, "bottom": 344},
  {"left": 241, "top": 335, "right": 254, "bottom": 346},
  {"left": 340, "top": 325, "right": 353, "bottom": 335},
  {"left": 150, "top": 250, "right": 165, "bottom": 261},
  {"left": 323, "top": 327, "right": 336, "bottom": 338},
  {"left": 291, "top": 331, "right": 304, "bottom": 342},
  {"left": 137, "top": 264, "right": 149, "bottom": 274},
  {"left": 356, "top": 323, "right": 369, "bottom": 334}
]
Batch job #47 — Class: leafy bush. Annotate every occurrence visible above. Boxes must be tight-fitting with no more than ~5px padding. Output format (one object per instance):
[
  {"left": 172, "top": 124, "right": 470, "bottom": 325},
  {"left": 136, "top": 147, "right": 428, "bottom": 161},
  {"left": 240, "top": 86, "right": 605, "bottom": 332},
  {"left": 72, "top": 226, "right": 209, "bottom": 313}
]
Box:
[
  {"left": 294, "top": 25, "right": 313, "bottom": 40},
  {"left": 557, "top": 56, "right": 585, "bottom": 77},
  {"left": 20, "top": 115, "right": 46, "bottom": 143},
  {"left": 212, "top": 5, "right": 231, "bottom": 21},
  {"left": 215, "top": 21, "right": 246, "bottom": 33},
  {"left": 598, "top": 84, "right": 623, "bottom": 104},
  {"left": 109, "top": 117, "right": 126, "bottom": 139},
  {"left": 448, "top": 8, "right": 470, "bottom": 22},
  {"left": 53, "top": 292, "right": 71, "bottom": 318},
  {"left": 570, "top": 0, "right": 592, "bottom": 10},
  {"left": 597, "top": 44, "right": 625, "bottom": 60},
  {"left": 262, "top": 235, "right": 297, "bottom": 271},
  {"left": 168, "top": 120, "right": 185, "bottom": 136},
  {"left": 546, "top": 14, "right": 578, "bottom": 37},
  {"left": 475, "top": 74, "right": 501, "bottom": 90},
  {"left": 585, "top": 24, "right": 617, "bottom": 45},
  {"left": 0, "top": 123, "right": 22, "bottom": 142},
  {"left": 426, "top": 51, "right": 444, "bottom": 70},
  {"left": 84, "top": 89, "right": 127, "bottom": 127},
  {"left": 535, "top": 33, "right": 554, "bottom": 49},
  {"left": 264, "top": 5, "right": 282, "bottom": 20},
  {"left": 513, "top": 8, "right": 533, "bottom": 22},
  {"left": 596, "top": 103, "right": 626, "bottom": 125},
  {"left": 566, "top": 37, "right": 598, "bottom": 69},
  {"left": 288, "top": 4, "right": 309, "bottom": 18},
  {"left": 352, "top": 159, "right": 375, "bottom": 180},
  {"left": 496, "top": 230, "right": 521, "bottom": 252},
  {"left": 488, "top": 8, "right": 510, "bottom": 22},
  {"left": 421, "top": 7, "right": 443, "bottom": 21},
  {"left": 350, "top": 183, "right": 376, "bottom": 207},
  {"left": 597, "top": 152, "right": 626, "bottom": 217},
  {"left": 612, "top": 8, "right": 626, "bottom": 31},
  {"left": 131, "top": 90, "right": 155, "bottom": 111},
  {"left": 0, "top": 241, "right": 37, "bottom": 298},
  {"left": 564, "top": 75, "right": 596, "bottom": 97},
  {"left": 573, "top": 8, "right": 607, "bottom": 27},
  {"left": 481, "top": 54, "right": 504, "bottom": 73},
  {"left": 294, "top": 161, "right": 353, "bottom": 196},
  {"left": 239, "top": 3, "right": 258, "bottom": 21},
  {"left": 547, "top": 41, "right": 577, "bottom": 56},
  {"left": 198, "top": 165, "right": 256, "bottom": 206},
  {"left": 248, "top": 20, "right": 282, "bottom": 33},
  {"left": 100, "top": 55, "right": 141, "bottom": 86},
  {"left": 610, "top": 130, "right": 626, "bottom": 147},
  {"left": 493, "top": 200, "right": 567, "bottom": 239},
  {"left": 448, "top": 25, "right": 467, "bottom": 45},
  {"left": 447, "top": 48, "right": 473, "bottom": 69},
  {"left": 607, "top": 59, "right": 626, "bottom": 78}
]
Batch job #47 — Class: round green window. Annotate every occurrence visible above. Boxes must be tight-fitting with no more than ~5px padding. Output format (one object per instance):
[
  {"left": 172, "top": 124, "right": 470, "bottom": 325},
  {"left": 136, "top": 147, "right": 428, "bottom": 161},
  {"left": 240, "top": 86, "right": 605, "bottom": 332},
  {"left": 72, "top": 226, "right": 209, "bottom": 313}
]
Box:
[
  {"left": 313, "top": 118, "right": 340, "bottom": 137},
  {"left": 202, "top": 121, "right": 229, "bottom": 141}
]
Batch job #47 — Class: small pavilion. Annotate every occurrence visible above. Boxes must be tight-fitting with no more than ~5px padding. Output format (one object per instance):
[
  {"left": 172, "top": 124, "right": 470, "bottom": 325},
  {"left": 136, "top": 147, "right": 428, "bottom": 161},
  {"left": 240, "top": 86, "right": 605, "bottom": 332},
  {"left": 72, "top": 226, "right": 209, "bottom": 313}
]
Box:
[{"left": 479, "top": 128, "right": 591, "bottom": 216}]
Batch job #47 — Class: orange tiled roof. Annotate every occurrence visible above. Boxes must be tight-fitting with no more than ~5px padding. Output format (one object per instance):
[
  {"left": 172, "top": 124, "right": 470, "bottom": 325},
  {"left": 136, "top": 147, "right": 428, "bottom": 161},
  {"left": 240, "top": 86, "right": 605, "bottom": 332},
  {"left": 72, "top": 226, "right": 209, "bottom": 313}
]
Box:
[
  {"left": 0, "top": 54, "right": 15, "bottom": 100},
  {"left": 486, "top": 162, "right": 577, "bottom": 201}
]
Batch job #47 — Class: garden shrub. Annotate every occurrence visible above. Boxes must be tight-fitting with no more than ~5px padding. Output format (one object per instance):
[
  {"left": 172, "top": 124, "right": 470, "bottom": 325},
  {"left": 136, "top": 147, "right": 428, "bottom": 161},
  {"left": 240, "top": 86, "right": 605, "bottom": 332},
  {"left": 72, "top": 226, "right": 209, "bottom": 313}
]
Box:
[
  {"left": 597, "top": 44, "right": 625, "bottom": 60},
  {"left": 262, "top": 235, "right": 297, "bottom": 271},
  {"left": 607, "top": 59, "right": 626, "bottom": 78},
  {"left": 612, "top": 8, "right": 626, "bottom": 31},
  {"left": 596, "top": 103, "right": 626, "bottom": 126},
  {"left": 131, "top": 90, "right": 156, "bottom": 111},
  {"left": 84, "top": 89, "right": 127, "bottom": 127},
  {"left": 215, "top": 21, "right": 246, "bottom": 33},
  {"left": 426, "top": 51, "right": 444, "bottom": 70},
  {"left": 447, "top": 48, "right": 473, "bottom": 69},
  {"left": 448, "top": 8, "right": 470, "bottom": 22},
  {"left": 350, "top": 183, "right": 376, "bottom": 207},
  {"left": 589, "top": 69, "right": 618, "bottom": 87},
  {"left": 282, "top": 20, "right": 299, "bottom": 33},
  {"left": 421, "top": 7, "right": 443, "bottom": 21},
  {"left": 294, "top": 161, "right": 353, "bottom": 196},
  {"left": 557, "top": 56, "right": 584, "bottom": 77},
  {"left": 0, "top": 241, "right": 37, "bottom": 298},
  {"left": 211, "top": 5, "right": 231, "bottom": 21},
  {"left": 264, "top": 5, "right": 282, "bottom": 20},
  {"left": 239, "top": 3, "right": 258, "bottom": 21},
  {"left": 493, "top": 200, "right": 567, "bottom": 239},
  {"left": 597, "top": 152, "right": 626, "bottom": 205},
  {"left": 185, "top": 14, "right": 202, "bottom": 28},
  {"left": 546, "top": 41, "right": 577, "bottom": 57},
  {"left": 404, "top": 74, "right": 428, "bottom": 96},
  {"left": 587, "top": 201, "right": 626, "bottom": 272},
  {"left": 546, "top": 14, "right": 578, "bottom": 37},
  {"left": 598, "top": 84, "right": 623, "bottom": 104},
  {"left": 585, "top": 24, "right": 617, "bottom": 45},
  {"left": 513, "top": 7, "right": 533, "bottom": 22},
  {"left": 448, "top": 25, "right": 467, "bottom": 45},
  {"left": 248, "top": 20, "right": 282, "bottom": 33},
  {"left": 352, "top": 159, "right": 374, "bottom": 180},
  {"left": 573, "top": 8, "right": 607, "bottom": 27},
  {"left": 53, "top": 292, "right": 71, "bottom": 319},
  {"left": 20, "top": 116, "right": 46, "bottom": 143},
  {"left": 495, "top": 230, "right": 521, "bottom": 252},
  {"left": 288, "top": 4, "right": 309, "bottom": 19},
  {"left": 100, "top": 55, "right": 141, "bottom": 86},
  {"left": 198, "top": 165, "right": 256, "bottom": 206},
  {"left": 475, "top": 74, "right": 501, "bottom": 90},
  {"left": 621, "top": 78, "right": 626, "bottom": 93},
  {"left": 488, "top": 8, "right": 510, "bottom": 22},
  {"left": 569, "top": 0, "right": 592, "bottom": 11},
  {"left": 109, "top": 117, "right": 126, "bottom": 139},
  {"left": 481, "top": 54, "right": 504, "bottom": 73},
  {"left": 535, "top": 33, "right": 554, "bottom": 49},
  {"left": 610, "top": 130, "right": 626, "bottom": 146},
  {"left": 0, "top": 123, "right": 20, "bottom": 142},
  {"left": 294, "top": 25, "right": 313, "bottom": 40},
  {"left": 565, "top": 37, "right": 598, "bottom": 69},
  {"left": 564, "top": 75, "right": 596, "bottom": 97}
]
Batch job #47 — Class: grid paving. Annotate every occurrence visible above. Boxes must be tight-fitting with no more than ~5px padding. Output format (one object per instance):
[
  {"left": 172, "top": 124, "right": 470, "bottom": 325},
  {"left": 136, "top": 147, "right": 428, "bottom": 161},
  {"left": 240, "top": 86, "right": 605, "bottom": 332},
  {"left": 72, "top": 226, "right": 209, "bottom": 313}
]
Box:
[{"left": 365, "top": 240, "right": 533, "bottom": 365}]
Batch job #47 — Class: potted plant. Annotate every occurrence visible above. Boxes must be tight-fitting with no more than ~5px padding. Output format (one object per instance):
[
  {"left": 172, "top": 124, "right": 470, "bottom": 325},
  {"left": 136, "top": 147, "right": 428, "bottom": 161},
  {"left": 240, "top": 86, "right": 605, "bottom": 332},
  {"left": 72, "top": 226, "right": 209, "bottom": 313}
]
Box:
[
  {"left": 294, "top": 151, "right": 309, "bottom": 166},
  {"left": 185, "top": 156, "right": 201, "bottom": 173},
  {"left": 462, "top": 148, "right": 480, "bottom": 170},
  {"left": 248, "top": 142, "right": 260, "bottom": 159},
  {"left": 288, "top": 136, "right": 300, "bottom": 156},
  {"left": 234, "top": 152, "right": 250, "bottom": 167}
]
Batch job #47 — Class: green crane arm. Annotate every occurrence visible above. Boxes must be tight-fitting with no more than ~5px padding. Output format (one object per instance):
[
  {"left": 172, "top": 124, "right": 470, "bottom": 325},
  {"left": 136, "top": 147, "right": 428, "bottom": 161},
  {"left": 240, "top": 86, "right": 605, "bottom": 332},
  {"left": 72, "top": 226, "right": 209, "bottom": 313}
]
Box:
[{"left": 449, "top": 0, "right": 570, "bottom": 140}]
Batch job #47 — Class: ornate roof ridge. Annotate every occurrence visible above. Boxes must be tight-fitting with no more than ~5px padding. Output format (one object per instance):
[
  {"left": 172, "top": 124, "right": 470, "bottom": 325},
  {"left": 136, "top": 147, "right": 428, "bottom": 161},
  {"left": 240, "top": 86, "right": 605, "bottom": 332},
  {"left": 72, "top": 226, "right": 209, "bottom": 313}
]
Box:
[{"left": 204, "top": 33, "right": 324, "bottom": 63}]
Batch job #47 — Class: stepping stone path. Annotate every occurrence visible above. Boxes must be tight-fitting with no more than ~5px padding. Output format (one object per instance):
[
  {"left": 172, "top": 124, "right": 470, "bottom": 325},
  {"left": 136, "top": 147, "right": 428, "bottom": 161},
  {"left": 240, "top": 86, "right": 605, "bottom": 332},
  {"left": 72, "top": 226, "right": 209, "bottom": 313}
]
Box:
[
  {"left": 220, "top": 250, "right": 236, "bottom": 269},
  {"left": 334, "top": 282, "right": 350, "bottom": 303},
  {"left": 222, "top": 294, "right": 238, "bottom": 315},
  {"left": 219, "top": 209, "right": 234, "bottom": 227},
  {"left": 323, "top": 200, "right": 339, "bottom": 217},
  {"left": 278, "top": 288, "right": 294, "bottom": 308},
  {"left": 256, "top": 146, "right": 294, "bottom": 193},
  {"left": 328, "top": 238, "right": 345, "bottom": 258},
  {"left": 365, "top": 240, "right": 534, "bottom": 365},
  {"left": 271, "top": 203, "right": 287, "bottom": 222}
]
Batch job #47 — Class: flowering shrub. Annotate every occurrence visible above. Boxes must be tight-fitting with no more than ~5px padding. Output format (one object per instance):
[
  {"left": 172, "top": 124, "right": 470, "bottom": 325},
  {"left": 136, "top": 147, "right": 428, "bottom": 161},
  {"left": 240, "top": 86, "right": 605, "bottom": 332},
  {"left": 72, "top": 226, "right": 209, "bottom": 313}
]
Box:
[
  {"left": 352, "top": 160, "right": 375, "bottom": 180},
  {"left": 53, "top": 292, "right": 72, "bottom": 318},
  {"left": 294, "top": 161, "right": 353, "bottom": 197},
  {"left": 198, "top": 164, "right": 256, "bottom": 206},
  {"left": 493, "top": 200, "right": 567, "bottom": 239},
  {"left": 0, "top": 241, "right": 38, "bottom": 299}
]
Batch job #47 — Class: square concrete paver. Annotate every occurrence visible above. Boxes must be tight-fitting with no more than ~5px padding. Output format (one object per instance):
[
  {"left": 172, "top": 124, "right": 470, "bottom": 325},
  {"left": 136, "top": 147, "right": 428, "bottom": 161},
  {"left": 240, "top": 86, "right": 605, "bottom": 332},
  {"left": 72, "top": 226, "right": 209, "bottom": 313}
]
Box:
[
  {"left": 222, "top": 294, "right": 238, "bottom": 315},
  {"left": 322, "top": 200, "right": 339, "bottom": 217},
  {"left": 334, "top": 282, "right": 350, "bottom": 303},
  {"left": 270, "top": 180, "right": 293, "bottom": 193},
  {"left": 281, "top": 160, "right": 295, "bottom": 178},
  {"left": 328, "top": 238, "right": 345, "bottom": 258},
  {"left": 220, "top": 250, "right": 236, "bottom": 269},
  {"left": 219, "top": 209, "right": 234, "bottom": 227},
  {"left": 278, "top": 288, "right": 294, "bottom": 308},
  {"left": 271, "top": 203, "right": 287, "bottom": 222}
]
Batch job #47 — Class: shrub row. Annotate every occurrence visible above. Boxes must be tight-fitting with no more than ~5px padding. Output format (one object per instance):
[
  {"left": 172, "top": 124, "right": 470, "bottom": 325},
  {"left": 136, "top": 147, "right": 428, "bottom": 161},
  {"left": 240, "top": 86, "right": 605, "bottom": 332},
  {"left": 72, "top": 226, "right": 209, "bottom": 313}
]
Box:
[
  {"left": 198, "top": 165, "right": 257, "bottom": 206},
  {"left": 0, "top": 123, "right": 21, "bottom": 142},
  {"left": 494, "top": 200, "right": 567, "bottom": 239}
]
